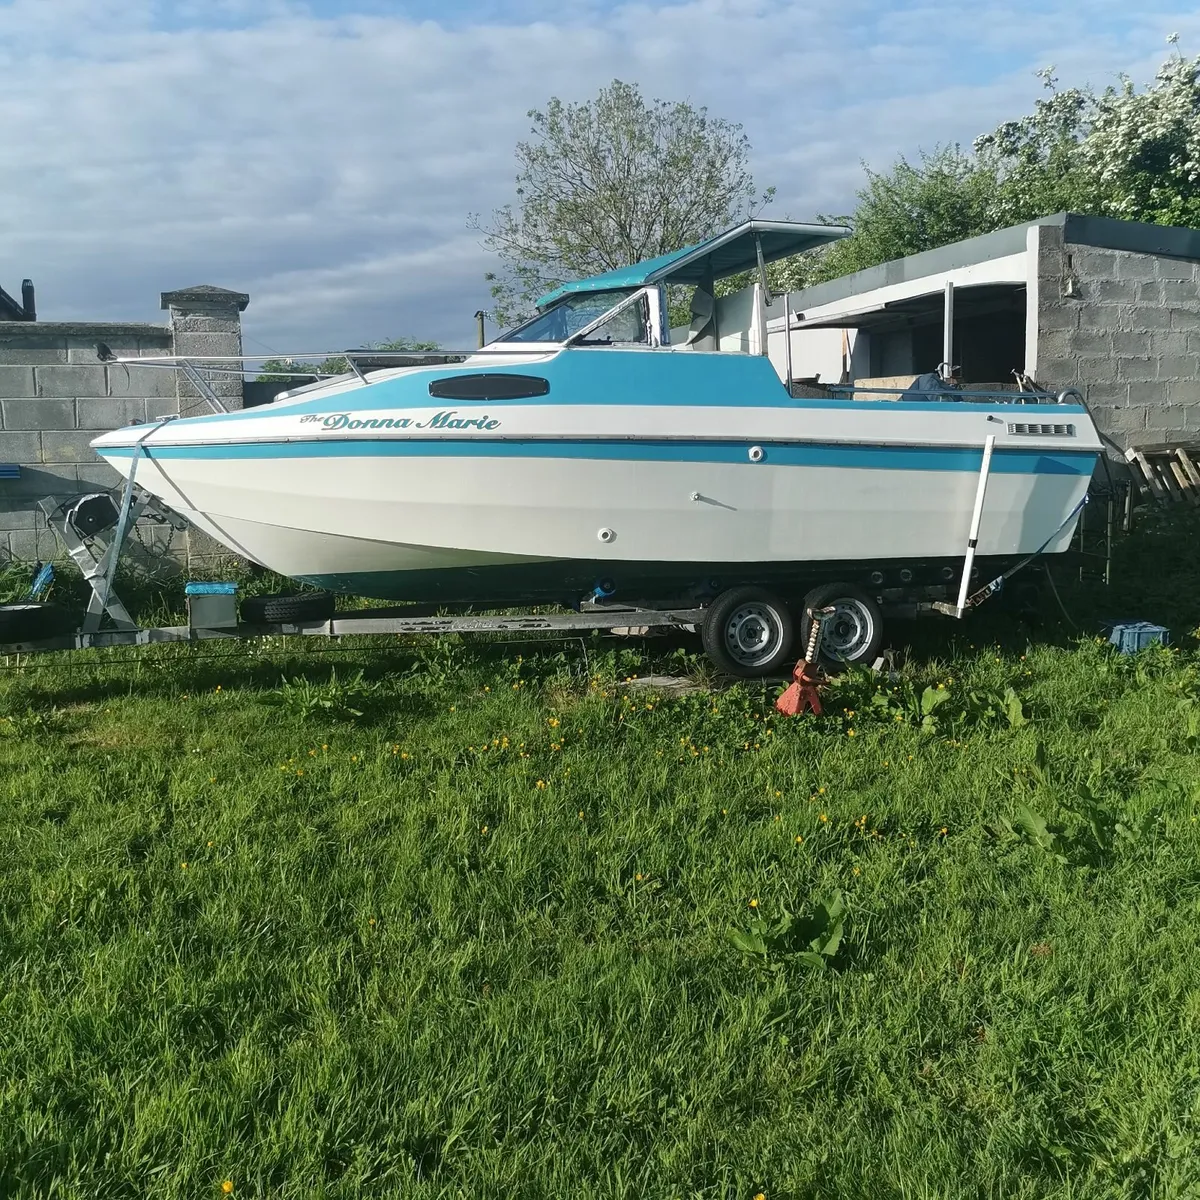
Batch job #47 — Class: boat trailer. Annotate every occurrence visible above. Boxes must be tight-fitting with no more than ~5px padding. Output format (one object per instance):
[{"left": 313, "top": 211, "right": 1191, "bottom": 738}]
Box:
[{"left": 0, "top": 441, "right": 1105, "bottom": 679}]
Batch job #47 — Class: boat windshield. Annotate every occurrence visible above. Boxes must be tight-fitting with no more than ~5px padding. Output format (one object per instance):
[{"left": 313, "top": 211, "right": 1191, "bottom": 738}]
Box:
[{"left": 498, "top": 288, "right": 647, "bottom": 345}]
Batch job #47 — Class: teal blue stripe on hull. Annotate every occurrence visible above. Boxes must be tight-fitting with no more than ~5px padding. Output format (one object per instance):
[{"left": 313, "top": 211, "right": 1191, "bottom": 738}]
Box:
[{"left": 103, "top": 439, "right": 1096, "bottom": 476}]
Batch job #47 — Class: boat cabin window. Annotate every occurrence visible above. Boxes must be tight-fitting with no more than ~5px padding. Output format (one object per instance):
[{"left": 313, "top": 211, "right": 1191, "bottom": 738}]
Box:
[{"left": 500, "top": 288, "right": 647, "bottom": 346}]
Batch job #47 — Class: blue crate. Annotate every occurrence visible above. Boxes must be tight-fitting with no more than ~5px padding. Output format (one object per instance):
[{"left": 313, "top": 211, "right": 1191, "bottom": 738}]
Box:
[
  {"left": 185, "top": 581, "right": 238, "bottom": 629},
  {"left": 1103, "top": 620, "right": 1170, "bottom": 655}
]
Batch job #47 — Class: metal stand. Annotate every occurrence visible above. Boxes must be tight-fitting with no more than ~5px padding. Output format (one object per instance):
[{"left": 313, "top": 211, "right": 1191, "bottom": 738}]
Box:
[
  {"left": 776, "top": 606, "right": 832, "bottom": 716},
  {"left": 1074, "top": 478, "right": 1128, "bottom": 587},
  {"left": 39, "top": 487, "right": 190, "bottom": 634}
]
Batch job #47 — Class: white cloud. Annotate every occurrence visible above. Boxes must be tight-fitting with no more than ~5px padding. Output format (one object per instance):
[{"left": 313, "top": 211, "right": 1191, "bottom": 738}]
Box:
[{"left": 0, "top": 0, "right": 1194, "bottom": 353}]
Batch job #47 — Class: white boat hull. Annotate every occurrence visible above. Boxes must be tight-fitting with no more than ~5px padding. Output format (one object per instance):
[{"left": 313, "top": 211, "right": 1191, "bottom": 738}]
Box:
[
  {"left": 97, "top": 441, "right": 1092, "bottom": 601},
  {"left": 92, "top": 349, "right": 1100, "bottom": 602}
]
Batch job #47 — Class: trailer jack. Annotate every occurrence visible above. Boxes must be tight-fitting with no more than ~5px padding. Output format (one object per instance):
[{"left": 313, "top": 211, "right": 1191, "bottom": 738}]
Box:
[{"left": 776, "top": 606, "right": 833, "bottom": 717}]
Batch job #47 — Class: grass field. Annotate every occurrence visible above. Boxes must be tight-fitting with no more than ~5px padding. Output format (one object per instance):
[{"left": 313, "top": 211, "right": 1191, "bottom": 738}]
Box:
[{"left": 3, "top": 515, "right": 1200, "bottom": 1198}]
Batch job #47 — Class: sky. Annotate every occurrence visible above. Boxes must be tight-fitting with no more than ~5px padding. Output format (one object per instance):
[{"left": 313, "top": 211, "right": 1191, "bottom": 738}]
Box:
[{"left": 0, "top": 0, "right": 1197, "bottom": 358}]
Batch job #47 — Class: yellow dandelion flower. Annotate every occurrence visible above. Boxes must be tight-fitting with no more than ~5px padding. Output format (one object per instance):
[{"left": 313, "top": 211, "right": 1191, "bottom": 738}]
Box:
[
  {"left": 749, "top": 899, "right": 759, "bottom": 909},
  {"left": 222, "top": 1183, "right": 234, "bottom": 1196},
  {"left": 847, "top": 729, "right": 856, "bottom": 737},
  {"left": 818, "top": 786, "right": 826, "bottom": 794},
  {"left": 795, "top": 835, "right": 804, "bottom": 844},
  {"left": 819, "top": 812, "right": 828, "bottom": 822},
  {"left": 481, "top": 826, "right": 489, "bottom": 836},
  {"left": 180, "top": 862, "right": 188, "bottom": 870},
  {"left": 535, "top": 780, "right": 546, "bottom": 790},
  {"left": 578, "top": 809, "right": 585, "bottom": 819}
]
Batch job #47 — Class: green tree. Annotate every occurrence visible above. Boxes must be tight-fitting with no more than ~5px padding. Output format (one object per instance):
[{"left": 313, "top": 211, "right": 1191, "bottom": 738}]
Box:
[
  {"left": 798, "top": 42, "right": 1200, "bottom": 287},
  {"left": 256, "top": 338, "right": 442, "bottom": 383},
  {"left": 791, "top": 147, "right": 999, "bottom": 288},
  {"left": 474, "top": 79, "right": 774, "bottom": 328}
]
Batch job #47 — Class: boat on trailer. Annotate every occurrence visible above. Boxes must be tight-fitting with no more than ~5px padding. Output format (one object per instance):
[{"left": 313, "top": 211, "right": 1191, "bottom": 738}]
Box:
[{"left": 90, "top": 220, "right": 1101, "bottom": 675}]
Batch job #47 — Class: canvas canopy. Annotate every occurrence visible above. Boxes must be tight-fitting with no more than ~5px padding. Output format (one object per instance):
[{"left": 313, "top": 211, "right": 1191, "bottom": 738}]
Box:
[{"left": 536, "top": 219, "right": 851, "bottom": 309}]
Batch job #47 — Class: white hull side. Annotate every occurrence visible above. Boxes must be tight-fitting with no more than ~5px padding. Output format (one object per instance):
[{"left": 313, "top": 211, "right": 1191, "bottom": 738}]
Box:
[{"left": 99, "top": 450, "right": 1087, "bottom": 575}]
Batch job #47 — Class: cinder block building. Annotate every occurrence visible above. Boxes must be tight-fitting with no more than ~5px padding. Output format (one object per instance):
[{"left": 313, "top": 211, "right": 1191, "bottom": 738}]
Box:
[
  {"left": 770, "top": 213, "right": 1200, "bottom": 448},
  {"left": 0, "top": 285, "right": 248, "bottom": 567}
]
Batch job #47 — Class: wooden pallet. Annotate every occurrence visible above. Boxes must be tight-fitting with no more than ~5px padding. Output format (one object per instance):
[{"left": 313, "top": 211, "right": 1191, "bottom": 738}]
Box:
[{"left": 1125, "top": 444, "right": 1200, "bottom": 505}]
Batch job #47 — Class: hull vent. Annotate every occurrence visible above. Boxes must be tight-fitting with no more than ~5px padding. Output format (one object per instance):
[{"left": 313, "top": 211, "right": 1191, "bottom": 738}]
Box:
[{"left": 1008, "top": 422, "right": 1076, "bottom": 436}]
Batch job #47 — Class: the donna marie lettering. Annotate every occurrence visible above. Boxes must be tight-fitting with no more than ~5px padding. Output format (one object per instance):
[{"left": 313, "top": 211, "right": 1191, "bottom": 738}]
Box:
[{"left": 314, "top": 410, "right": 500, "bottom": 432}]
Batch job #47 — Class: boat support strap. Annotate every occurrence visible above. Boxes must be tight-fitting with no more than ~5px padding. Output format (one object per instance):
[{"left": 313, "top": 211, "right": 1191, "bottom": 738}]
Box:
[{"left": 932, "top": 492, "right": 1090, "bottom": 618}]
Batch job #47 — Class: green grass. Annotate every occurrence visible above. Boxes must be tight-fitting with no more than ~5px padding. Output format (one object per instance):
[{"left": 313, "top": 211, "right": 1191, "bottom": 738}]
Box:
[{"left": 3, "top": 520, "right": 1200, "bottom": 1198}]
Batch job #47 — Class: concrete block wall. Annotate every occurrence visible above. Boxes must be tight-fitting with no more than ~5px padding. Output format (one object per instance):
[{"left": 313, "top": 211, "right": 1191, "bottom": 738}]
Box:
[
  {"left": 1034, "top": 225, "right": 1200, "bottom": 446},
  {"left": 0, "top": 324, "right": 175, "bottom": 563},
  {"left": 0, "top": 286, "right": 248, "bottom": 572}
]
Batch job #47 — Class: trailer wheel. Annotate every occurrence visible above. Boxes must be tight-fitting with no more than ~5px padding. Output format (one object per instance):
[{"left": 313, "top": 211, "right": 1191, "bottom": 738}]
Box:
[
  {"left": 240, "top": 591, "right": 336, "bottom": 624},
  {"left": 0, "top": 603, "right": 78, "bottom": 644},
  {"left": 800, "top": 583, "right": 883, "bottom": 670},
  {"left": 702, "top": 587, "right": 794, "bottom": 678}
]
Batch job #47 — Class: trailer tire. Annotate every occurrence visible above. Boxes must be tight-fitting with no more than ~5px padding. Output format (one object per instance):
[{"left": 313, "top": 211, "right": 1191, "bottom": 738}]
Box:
[
  {"left": 240, "top": 591, "right": 336, "bottom": 625},
  {"left": 800, "top": 583, "right": 883, "bottom": 670},
  {"left": 702, "top": 586, "right": 794, "bottom": 678},
  {"left": 0, "top": 603, "right": 78, "bottom": 644}
]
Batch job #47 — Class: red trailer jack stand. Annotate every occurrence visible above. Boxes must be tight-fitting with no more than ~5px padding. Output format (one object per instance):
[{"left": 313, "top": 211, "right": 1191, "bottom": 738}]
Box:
[{"left": 776, "top": 606, "right": 833, "bottom": 717}]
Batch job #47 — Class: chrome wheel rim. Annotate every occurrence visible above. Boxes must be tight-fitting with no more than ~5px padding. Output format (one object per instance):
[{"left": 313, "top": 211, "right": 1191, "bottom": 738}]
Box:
[{"left": 723, "top": 603, "right": 783, "bottom": 667}]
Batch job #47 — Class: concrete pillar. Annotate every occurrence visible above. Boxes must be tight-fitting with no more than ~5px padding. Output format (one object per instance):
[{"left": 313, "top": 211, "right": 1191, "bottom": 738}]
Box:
[
  {"left": 1024, "top": 225, "right": 1041, "bottom": 377},
  {"left": 161, "top": 285, "right": 250, "bottom": 419}
]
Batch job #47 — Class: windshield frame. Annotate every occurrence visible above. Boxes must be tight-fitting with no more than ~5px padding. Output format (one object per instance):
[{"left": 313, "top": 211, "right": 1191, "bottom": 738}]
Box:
[{"left": 492, "top": 286, "right": 658, "bottom": 347}]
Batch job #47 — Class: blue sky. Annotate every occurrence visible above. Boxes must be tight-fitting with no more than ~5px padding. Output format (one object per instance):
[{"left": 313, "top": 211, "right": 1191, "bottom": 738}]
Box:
[{"left": 0, "top": 0, "right": 1197, "bottom": 356}]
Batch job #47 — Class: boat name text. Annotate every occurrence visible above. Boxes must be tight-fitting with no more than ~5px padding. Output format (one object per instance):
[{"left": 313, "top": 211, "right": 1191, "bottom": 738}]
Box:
[{"left": 304, "top": 410, "right": 501, "bottom": 432}]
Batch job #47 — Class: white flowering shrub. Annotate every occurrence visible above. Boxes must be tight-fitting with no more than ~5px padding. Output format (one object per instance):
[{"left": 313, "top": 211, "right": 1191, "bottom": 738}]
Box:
[{"left": 794, "top": 43, "right": 1200, "bottom": 286}]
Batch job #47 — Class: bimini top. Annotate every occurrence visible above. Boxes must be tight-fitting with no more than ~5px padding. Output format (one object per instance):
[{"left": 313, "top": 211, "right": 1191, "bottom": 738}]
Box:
[{"left": 536, "top": 219, "right": 852, "bottom": 309}]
